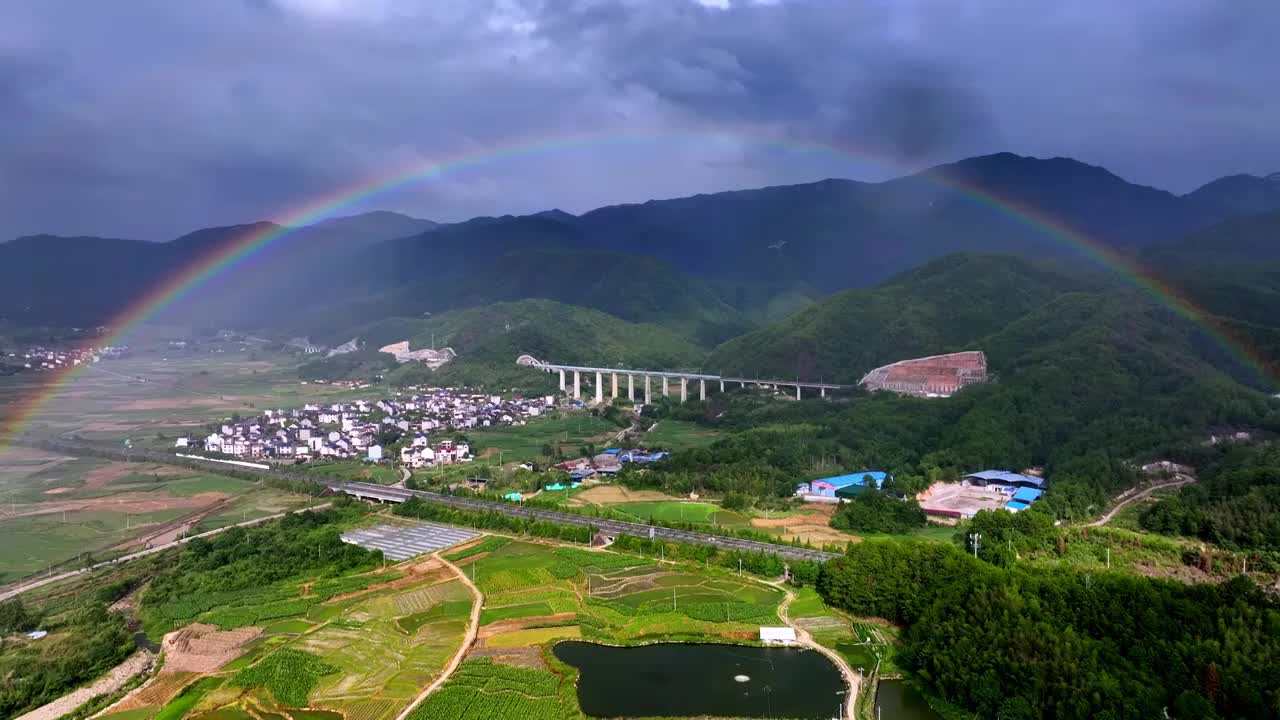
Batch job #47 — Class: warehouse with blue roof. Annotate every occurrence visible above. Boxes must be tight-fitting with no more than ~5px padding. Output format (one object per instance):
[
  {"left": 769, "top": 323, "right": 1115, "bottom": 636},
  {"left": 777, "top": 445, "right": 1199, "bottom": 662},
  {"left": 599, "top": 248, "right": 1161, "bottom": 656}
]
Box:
[{"left": 796, "top": 471, "right": 890, "bottom": 499}]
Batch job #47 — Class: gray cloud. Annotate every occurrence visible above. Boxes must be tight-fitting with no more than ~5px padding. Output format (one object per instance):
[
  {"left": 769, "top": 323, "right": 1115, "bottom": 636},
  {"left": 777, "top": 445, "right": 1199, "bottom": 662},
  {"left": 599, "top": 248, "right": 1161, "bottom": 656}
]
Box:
[{"left": 0, "top": 0, "right": 1277, "bottom": 240}]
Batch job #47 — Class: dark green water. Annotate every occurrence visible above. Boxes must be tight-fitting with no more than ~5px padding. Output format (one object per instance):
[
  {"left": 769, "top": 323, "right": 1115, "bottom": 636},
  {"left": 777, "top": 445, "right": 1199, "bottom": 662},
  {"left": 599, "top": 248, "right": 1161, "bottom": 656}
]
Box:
[
  {"left": 553, "top": 641, "right": 845, "bottom": 719},
  {"left": 875, "top": 680, "right": 944, "bottom": 720}
]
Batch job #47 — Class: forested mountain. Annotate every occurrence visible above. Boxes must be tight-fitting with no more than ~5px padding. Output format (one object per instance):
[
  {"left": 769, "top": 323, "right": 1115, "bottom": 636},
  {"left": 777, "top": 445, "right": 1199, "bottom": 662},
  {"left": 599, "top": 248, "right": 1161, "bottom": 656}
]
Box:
[
  {"left": 705, "top": 253, "right": 1099, "bottom": 381},
  {"left": 4, "top": 153, "right": 1278, "bottom": 331},
  {"left": 301, "top": 298, "right": 704, "bottom": 390}
]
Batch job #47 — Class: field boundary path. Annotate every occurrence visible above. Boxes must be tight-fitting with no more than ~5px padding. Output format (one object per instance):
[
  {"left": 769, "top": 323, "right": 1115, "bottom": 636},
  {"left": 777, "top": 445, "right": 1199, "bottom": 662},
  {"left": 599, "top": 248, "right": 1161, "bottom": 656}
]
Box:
[
  {"left": 772, "top": 582, "right": 858, "bottom": 719},
  {"left": 393, "top": 553, "right": 483, "bottom": 720},
  {"left": 15, "top": 650, "right": 154, "bottom": 720},
  {"left": 0, "top": 503, "right": 331, "bottom": 602},
  {"left": 1089, "top": 475, "right": 1195, "bottom": 527}
]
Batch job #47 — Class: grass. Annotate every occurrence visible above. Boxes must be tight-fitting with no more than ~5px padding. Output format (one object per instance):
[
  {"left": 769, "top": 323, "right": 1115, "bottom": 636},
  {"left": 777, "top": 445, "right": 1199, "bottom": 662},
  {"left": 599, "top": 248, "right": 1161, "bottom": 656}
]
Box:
[
  {"left": 163, "top": 476, "right": 253, "bottom": 497},
  {"left": 0, "top": 508, "right": 186, "bottom": 583},
  {"left": 301, "top": 461, "right": 401, "bottom": 486},
  {"left": 263, "top": 619, "right": 315, "bottom": 635},
  {"left": 643, "top": 419, "right": 721, "bottom": 451},
  {"left": 479, "top": 601, "right": 555, "bottom": 625},
  {"left": 613, "top": 500, "right": 750, "bottom": 527},
  {"left": 154, "top": 677, "right": 223, "bottom": 720},
  {"left": 484, "top": 626, "right": 582, "bottom": 648},
  {"left": 464, "top": 413, "right": 617, "bottom": 463}
]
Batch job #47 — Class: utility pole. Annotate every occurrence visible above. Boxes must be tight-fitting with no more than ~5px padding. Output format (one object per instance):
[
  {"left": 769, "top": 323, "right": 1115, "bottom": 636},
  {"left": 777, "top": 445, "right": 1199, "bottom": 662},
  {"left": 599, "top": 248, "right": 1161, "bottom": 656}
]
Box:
[
  {"left": 1106, "top": 548, "right": 1111, "bottom": 569},
  {"left": 969, "top": 532, "right": 981, "bottom": 558},
  {"left": 739, "top": 558, "right": 743, "bottom": 576}
]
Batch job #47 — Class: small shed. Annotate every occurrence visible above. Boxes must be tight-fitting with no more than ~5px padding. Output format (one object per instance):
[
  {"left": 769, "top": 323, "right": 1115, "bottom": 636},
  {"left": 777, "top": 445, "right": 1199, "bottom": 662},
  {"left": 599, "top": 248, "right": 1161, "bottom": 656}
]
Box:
[
  {"left": 1005, "top": 500, "right": 1030, "bottom": 512},
  {"left": 759, "top": 627, "right": 797, "bottom": 645}
]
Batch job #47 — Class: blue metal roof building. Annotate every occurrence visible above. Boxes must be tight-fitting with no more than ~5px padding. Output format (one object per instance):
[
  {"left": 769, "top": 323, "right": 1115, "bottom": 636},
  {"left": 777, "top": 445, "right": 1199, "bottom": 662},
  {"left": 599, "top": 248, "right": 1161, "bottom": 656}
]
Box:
[
  {"left": 1005, "top": 500, "right": 1030, "bottom": 512},
  {"left": 965, "top": 470, "right": 1045, "bottom": 489},
  {"left": 797, "top": 471, "right": 890, "bottom": 498},
  {"left": 1011, "top": 487, "right": 1043, "bottom": 504}
]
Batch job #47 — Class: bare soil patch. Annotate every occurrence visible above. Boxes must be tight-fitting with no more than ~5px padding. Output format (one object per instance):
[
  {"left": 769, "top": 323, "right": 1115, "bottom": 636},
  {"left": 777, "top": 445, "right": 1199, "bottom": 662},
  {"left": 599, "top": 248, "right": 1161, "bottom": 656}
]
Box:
[
  {"left": 112, "top": 671, "right": 199, "bottom": 712},
  {"left": 43, "top": 487, "right": 74, "bottom": 495},
  {"left": 477, "top": 613, "right": 576, "bottom": 640},
  {"left": 84, "top": 463, "right": 186, "bottom": 489},
  {"left": 750, "top": 506, "right": 855, "bottom": 547},
  {"left": 162, "top": 623, "right": 263, "bottom": 673},
  {"left": 569, "top": 485, "right": 680, "bottom": 506},
  {"left": 11, "top": 491, "right": 226, "bottom": 519}
]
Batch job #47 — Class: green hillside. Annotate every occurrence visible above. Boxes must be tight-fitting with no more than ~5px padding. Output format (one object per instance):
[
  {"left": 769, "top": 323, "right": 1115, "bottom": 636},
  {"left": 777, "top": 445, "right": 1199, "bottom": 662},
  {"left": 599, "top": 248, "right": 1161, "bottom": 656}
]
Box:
[
  {"left": 304, "top": 299, "right": 706, "bottom": 390},
  {"left": 705, "top": 254, "right": 1096, "bottom": 382}
]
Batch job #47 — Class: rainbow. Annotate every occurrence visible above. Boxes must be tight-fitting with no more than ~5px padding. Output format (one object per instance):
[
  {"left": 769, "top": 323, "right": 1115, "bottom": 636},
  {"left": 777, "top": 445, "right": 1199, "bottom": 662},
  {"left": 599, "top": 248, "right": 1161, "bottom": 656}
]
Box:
[{"left": 2, "top": 131, "right": 1274, "bottom": 442}]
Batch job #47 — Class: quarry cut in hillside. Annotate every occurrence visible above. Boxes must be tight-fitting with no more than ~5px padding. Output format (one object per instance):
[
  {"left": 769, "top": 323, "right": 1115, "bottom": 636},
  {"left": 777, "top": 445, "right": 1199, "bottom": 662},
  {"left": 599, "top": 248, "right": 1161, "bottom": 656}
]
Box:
[{"left": 859, "top": 351, "right": 988, "bottom": 398}]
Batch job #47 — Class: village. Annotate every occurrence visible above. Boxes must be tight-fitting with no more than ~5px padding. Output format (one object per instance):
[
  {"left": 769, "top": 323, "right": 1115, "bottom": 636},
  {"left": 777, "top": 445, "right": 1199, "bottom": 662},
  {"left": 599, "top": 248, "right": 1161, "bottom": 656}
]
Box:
[
  {"left": 2, "top": 344, "right": 128, "bottom": 373},
  {"left": 183, "top": 388, "right": 555, "bottom": 467}
]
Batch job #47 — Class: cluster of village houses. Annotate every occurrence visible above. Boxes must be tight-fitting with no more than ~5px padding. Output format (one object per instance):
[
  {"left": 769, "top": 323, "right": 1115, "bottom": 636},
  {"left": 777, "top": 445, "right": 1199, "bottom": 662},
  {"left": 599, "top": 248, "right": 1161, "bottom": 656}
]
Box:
[
  {"left": 4, "top": 345, "right": 127, "bottom": 372},
  {"left": 180, "top": 390, "right": 554, "bottom": 466}
]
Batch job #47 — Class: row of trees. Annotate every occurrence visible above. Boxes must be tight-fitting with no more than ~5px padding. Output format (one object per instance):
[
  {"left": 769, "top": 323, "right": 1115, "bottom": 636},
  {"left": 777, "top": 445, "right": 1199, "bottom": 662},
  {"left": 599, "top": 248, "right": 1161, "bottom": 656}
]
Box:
[{"left": 817, "top": 540, "right": 1280, "bottom": 719}]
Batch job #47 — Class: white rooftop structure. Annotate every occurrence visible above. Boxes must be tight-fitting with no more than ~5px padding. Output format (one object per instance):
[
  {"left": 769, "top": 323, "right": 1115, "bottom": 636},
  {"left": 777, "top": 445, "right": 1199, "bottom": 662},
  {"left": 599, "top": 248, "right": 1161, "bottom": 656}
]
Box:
[{"left": 759, "top": 627, "right": 797, "bottom": 645}]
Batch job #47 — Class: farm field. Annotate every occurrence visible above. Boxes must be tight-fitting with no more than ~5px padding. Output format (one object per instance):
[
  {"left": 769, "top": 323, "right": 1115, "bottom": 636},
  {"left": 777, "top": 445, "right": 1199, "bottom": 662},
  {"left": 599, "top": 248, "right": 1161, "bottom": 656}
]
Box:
[
  {"left": 301, "top": 460, "right": 401, "bottom": 486},
  {"left": 643, "top": 419, "right": 721, "bottom": 451},
  {"left": 459, "top": 540, "right": 783, "bottom": 645},
  {"left": 463, "top": 413, "right": 617, "bottom": 463},
  {"left": 0, "top": 351, "right": 368, "bottom": 444},
  {"left": 0, "top": 449, "right": 311, "bottom": 584},
  {"left": 107, "top": 559, "right": 474, "bottom": 720},
  {"left": 612, "top": 500, "right": 751, "bottom": 528}
]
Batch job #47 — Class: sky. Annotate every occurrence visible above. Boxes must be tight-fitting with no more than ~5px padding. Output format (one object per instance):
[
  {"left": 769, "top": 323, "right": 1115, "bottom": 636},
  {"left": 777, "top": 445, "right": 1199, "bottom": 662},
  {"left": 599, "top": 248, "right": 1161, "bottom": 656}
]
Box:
[{"left": 2, "top": 0, "right": 1278, "bottom": 240}]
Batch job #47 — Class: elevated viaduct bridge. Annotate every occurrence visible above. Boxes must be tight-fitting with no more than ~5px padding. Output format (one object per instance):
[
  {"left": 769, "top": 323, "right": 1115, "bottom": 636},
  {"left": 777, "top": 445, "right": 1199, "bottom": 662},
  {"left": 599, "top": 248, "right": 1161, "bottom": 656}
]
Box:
[
  {"left": 516, "top": 356, "right": 849, "bottom": 403},
  {"left": 18, "top": 437, "right": 840, "bottom": 564}
]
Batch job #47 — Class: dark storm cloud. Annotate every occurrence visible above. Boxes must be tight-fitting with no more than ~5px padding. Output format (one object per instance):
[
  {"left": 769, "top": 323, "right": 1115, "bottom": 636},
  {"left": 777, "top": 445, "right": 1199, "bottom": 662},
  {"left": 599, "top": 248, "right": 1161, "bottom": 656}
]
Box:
[{"left": 0, "top": 0, "right": 1277, "bottom": 240}]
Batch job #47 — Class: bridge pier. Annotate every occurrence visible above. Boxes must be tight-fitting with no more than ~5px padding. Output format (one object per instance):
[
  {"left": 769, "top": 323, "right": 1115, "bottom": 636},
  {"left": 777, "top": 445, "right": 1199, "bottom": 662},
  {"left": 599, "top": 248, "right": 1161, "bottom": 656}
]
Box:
[
  {"left": 574, "top": 371, "right": 581, "bottom": 401},
  {"left": 821, "top": 387, "right": 826, "bottom": 398},
  {"left": 595, "top": 371, "right": 603, "bottom": 404},
  {"left": 628, "top": 374, "right": 634, "bottom": 402},
  {"left": 559, "top": 369, "right": 565, "bottom": 392},
  {"left": 700, "top": 379, "right": 706, "bottom": 401},
  {"left": 680, "top": 378, "right": 688, "bottom": 403},
  {"left": 662, "top": 376, "right": 669, "bottom": 398},
  {"left": 796, "top": 385, "right": 801, "bottom": 401},
  {"left": 611, "top": 372, "right": 618, "bottom": 400},
  {"left": 719, "top": 379, "right": 724, "bottom": 393},
  {"left": 645, "top": 375, "right": 652, "bottom": 404}
]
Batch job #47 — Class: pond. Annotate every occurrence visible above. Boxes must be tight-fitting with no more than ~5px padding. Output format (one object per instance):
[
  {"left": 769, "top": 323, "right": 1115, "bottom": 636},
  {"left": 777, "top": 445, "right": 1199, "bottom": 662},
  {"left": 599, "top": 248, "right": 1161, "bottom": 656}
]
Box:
[
  {"left": 875, "top": 680, "right": 944, "bottom": 720},
  {"left": 553, "top": 641, "right": 845, "bottom": 719}
]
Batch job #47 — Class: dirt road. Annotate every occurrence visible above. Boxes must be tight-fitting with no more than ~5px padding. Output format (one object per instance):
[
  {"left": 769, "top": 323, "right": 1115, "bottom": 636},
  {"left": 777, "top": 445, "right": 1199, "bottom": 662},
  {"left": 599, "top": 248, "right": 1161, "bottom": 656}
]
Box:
[
  {"left": 393, "top": 553, "right": 484, "bottom": 720},
  {"left": 1089, "top": 476, "right": 1195, "bottom": 527},
  {"left": 773, "top": 582, "right": 859, "bottom": 719}
]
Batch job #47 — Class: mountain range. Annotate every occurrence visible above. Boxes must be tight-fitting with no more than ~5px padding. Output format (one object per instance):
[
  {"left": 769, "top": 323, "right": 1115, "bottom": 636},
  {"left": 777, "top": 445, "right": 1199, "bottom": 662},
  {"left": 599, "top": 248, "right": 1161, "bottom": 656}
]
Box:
[{"left": 4, "top": 152, "right": 1279, "bottom": 337}]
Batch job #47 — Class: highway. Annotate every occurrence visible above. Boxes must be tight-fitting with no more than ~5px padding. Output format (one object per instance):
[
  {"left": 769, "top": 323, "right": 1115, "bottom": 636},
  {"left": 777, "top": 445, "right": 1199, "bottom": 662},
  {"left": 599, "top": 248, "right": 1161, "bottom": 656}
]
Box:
[{"left": 18, "top": 437, "right": 840, "bottom": 564}]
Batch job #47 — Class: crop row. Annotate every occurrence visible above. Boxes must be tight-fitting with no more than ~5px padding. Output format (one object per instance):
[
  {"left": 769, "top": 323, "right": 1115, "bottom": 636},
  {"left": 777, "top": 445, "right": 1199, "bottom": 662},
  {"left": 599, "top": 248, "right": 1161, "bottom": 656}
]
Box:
[{"left": 230, "top": 649, "right": 338, "bottom": 707}]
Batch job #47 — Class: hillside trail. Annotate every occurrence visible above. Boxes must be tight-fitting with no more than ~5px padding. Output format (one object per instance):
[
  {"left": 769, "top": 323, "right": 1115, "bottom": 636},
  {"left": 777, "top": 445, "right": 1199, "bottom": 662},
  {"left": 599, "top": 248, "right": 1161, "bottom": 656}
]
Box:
[
  {"left": 393, "top": 552, "right": 484, "bottom": 720},
  {"left": 769, "top": 580, "right": 859, "bottom": 719},
  {"left": 1089, "top": 475, "right": 1195, "bottom": 527}
]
